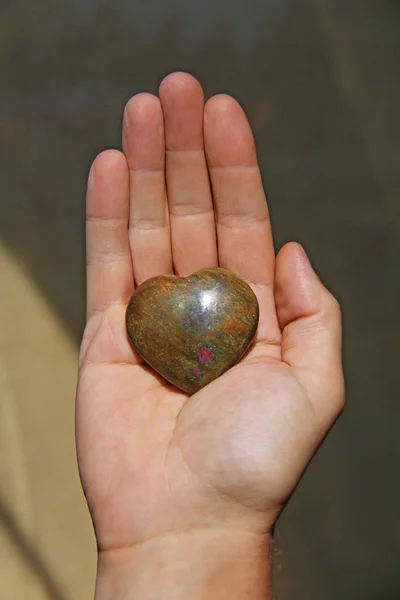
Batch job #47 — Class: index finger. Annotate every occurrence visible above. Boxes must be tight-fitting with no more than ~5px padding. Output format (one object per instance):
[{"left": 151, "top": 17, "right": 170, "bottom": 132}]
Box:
[{"left": 204, "top": 95, "right": 279, "bottom": 343}]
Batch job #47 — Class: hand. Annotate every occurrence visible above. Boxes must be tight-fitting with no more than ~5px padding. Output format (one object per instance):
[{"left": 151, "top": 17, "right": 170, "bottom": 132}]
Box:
[{"left": 76, "top": 72, "right": 344, "bottom": 599}]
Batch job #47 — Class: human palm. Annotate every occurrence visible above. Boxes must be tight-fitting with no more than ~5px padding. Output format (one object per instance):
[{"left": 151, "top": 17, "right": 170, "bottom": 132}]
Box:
[{"left": 76, "top": 72, "right": 344, "bottom": 554}]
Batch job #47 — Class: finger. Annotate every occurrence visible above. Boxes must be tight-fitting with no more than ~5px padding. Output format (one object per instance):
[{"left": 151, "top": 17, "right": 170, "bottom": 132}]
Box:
[
  {"left": 159, "top": 72, "right": 217, "bottom": 275},
  {"left": 86, "top": 150, "right": 133, "bottom": 319},
  {"left": 275, "top": 242, "right": 345, "bottom": 423},
  {"left": 204, "top": 94, "right": 279, "bottom": 342},
  {"left": 123, "top": 93, "right": 172, "bottom": 285}
]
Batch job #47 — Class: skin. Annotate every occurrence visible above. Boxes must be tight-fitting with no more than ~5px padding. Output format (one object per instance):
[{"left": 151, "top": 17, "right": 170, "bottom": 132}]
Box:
[{"left": 76, "top": 72, "right": 344, "bottom": 599}]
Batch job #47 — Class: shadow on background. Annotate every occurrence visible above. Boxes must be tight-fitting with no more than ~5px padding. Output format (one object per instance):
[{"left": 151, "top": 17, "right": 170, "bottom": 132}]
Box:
[
  {"left": 1, "top": 1, "right": 399, "bottom": 598},
  {"left": 0, "top": 496, "right": 67, "bottom": 600}
]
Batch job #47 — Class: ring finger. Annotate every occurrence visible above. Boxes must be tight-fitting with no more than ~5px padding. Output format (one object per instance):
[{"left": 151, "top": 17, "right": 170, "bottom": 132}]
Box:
[{"left": 123, "top": 92, "right": 173, "bottom": 286}]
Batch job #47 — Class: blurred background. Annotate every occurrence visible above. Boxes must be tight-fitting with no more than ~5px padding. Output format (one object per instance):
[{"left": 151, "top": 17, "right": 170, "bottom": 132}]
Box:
[{"left": 1, "top": 0, "right": 399, "bottom": 598}]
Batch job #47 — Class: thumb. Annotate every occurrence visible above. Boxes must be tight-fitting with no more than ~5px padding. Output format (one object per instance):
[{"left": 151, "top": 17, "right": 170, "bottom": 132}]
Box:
[{"left": 274, "top": 242, "right": 345, "bottom": 424}]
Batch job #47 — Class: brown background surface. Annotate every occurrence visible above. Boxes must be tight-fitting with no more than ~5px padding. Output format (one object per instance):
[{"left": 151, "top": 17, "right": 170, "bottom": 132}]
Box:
[{"left": 1, "top": 1, "right": 399, "bottom": 598}]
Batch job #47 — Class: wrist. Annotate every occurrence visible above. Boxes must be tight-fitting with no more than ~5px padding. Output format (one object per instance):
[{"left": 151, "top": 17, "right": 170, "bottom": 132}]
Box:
[{"left": 95, "top": 529, "right": 273, "bottom": 600}]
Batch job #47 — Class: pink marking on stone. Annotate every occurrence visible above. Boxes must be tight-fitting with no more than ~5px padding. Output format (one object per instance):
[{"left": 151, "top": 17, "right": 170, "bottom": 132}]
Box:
[
  {"left": 198, "top": 346, "right": 214, "bottom": 365},
  {"left": 192, "top": 367, "right": 201, "bottom": 378}
]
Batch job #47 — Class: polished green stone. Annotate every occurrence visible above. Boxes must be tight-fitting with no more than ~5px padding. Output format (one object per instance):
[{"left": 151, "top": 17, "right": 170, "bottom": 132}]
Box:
[{"left": 125, "top": 268, "right": 259, "bottom": 394}]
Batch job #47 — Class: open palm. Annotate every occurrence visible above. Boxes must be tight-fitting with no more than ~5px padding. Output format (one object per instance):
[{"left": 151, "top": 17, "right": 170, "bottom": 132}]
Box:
[{"left": 76, "top": 73, "right": 344, "bottom": 555}]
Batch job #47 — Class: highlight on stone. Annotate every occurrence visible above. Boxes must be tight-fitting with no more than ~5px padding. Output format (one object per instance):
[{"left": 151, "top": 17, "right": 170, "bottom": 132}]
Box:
[{"left": 125, "top": 268, "right": 259, "bottom": 394}]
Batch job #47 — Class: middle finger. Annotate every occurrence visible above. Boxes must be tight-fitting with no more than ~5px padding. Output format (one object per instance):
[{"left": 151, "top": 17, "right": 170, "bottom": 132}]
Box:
[{"left": 159, "top": 72, "right": 218, "bottom": 276}]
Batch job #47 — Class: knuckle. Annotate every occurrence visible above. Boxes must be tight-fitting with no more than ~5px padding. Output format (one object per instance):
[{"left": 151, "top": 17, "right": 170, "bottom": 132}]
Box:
[{"left": 322, "top": 291, "right": 342, "bottom": 325}]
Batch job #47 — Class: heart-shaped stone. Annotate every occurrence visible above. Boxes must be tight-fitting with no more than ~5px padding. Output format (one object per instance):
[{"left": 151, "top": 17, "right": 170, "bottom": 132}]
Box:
[{"left": 125, "top": 268, "right": 259, "bottom": 395}]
